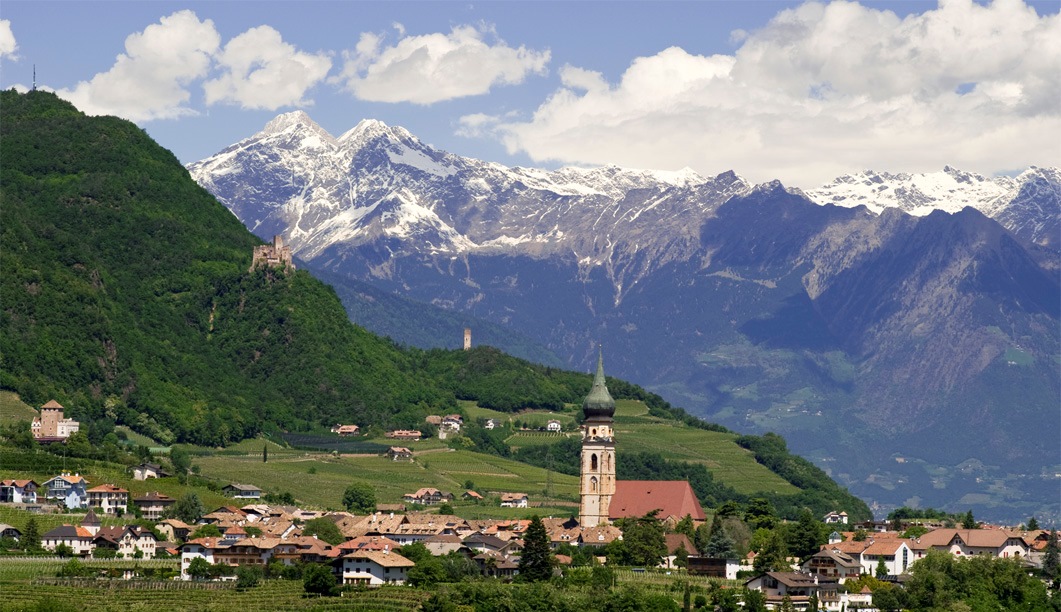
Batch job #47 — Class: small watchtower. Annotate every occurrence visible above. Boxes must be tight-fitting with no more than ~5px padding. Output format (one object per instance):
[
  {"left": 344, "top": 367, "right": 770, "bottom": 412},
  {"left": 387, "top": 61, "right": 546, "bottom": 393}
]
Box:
[{"left": 464, "top": 328, "right": 472, "bottom": 350}]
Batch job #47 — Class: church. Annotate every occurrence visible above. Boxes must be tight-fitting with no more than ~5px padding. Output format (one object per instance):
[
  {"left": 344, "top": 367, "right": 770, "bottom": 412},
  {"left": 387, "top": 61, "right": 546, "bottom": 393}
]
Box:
[{"left": 578, "top": 351, "right": 706, "bottom": 528}]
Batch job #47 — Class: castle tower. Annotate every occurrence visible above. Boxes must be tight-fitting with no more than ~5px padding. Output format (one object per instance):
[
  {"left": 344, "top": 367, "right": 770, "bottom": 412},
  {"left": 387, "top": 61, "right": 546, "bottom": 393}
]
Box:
[
  {"left": 464, "top": 328, "right": 472, "bottom": 350},
  {"left": 579, "top": 349, "right": 616, "bottom": 527},
  {"left": 35, "top": 400, "right": 64, "bottom": 439}
]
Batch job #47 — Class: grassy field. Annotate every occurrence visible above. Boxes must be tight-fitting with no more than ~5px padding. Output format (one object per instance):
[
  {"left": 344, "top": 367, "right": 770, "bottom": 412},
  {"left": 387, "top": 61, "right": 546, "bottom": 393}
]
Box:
[{"left": 0, "top": 391, "right": 36, "bottom": 425}]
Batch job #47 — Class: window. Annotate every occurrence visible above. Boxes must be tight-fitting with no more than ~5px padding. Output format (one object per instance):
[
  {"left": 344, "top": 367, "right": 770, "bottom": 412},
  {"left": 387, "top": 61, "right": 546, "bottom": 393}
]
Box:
[
  {"left": 590, "top": 477, "right": 598, "bottom": 492},
  {"left": 591, "top": 454, "right": 598, "bottom": 471}
]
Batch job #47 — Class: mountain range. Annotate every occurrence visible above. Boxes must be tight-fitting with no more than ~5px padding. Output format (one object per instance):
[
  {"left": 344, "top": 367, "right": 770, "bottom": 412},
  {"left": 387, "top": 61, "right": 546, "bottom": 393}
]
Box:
[
  {"left": 188, "top": 111, "right": 1061, "bottom": 523},
  {"left": 1, "top": 90, "right": 872, "bottom": 521}
]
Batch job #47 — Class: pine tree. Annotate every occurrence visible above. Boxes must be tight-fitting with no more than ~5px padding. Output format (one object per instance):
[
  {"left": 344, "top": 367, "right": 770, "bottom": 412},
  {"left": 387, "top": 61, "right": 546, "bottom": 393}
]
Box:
[
  {"left": 961, "top": 510, "right": 977, "bottom": 529},
  {"left": 1027, "top": 516, "right": 1039, "bottom": 530},
  {"left": 875, "top": 556, "right": 889, "bottom": 579},
  {"left": 1043, "top": 530, "right": 1060, "bottom": 582},
  {"left": 263, "top": 444, "right": 268, "bottom": 463},
  {"left": 518, "top": 515, "right": 553, "bottom": 582},
  {"left": 22, "top": 517, "right": 41, "bottom": 551}
]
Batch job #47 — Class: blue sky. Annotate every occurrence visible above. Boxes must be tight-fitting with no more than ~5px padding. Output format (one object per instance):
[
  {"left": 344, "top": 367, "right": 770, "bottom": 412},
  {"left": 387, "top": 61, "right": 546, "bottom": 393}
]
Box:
[{"left": 2, "top": 1, "right": 1059, "bottom": 187}]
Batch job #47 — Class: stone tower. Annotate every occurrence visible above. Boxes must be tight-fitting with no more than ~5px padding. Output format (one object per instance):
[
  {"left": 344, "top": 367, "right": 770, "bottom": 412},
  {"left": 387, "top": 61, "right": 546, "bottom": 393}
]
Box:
[
  {"left": 464, "top": 328, "right": 472, "bottom": 350},
  {"left": 579, "top": 349, "right": 616, "bottom": 527}
]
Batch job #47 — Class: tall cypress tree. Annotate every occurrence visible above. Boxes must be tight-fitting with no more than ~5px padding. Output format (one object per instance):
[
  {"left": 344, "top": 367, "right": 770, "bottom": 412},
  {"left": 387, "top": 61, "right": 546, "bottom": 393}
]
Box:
[{"left": 518, "top": 515, "right": 553, "bottom": 582}]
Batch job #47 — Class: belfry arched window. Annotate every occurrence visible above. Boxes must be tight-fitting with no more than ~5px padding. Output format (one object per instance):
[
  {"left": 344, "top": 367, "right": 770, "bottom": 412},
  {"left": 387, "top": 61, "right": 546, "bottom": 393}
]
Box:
[
  {"left": 591, "top": 453, "right": 598, "bottom": 471},
  {"left": 590, "top": 476, "right": 598, "bottom": 492}
]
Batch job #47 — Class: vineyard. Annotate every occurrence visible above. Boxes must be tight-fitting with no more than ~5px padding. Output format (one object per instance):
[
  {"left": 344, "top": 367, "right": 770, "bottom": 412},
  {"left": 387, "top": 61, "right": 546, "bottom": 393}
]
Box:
[{"left": 278, "top": 434, "right": 390, "bottom": 454}]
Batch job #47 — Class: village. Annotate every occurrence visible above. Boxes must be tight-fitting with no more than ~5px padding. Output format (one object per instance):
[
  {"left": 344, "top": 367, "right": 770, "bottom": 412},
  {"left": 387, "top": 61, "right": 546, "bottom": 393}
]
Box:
[{"left": 2, "top": 366, "right": 1058, "bottom": 611}]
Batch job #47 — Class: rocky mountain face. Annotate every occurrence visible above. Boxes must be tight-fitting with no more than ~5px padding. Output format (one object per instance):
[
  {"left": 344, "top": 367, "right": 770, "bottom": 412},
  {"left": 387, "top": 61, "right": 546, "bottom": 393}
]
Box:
[{"left": 189, "top": 112, "right": 1061, "bottom": 522}]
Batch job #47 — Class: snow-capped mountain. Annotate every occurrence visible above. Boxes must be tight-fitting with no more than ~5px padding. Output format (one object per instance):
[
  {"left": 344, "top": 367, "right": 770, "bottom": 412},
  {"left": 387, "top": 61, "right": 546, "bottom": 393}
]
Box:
[
  {"left": 189, "top": 111, "right": 1060, "bottom": 523},
  {"left": 189, "top": 111, "right": 754, "bottom": 302},
  {"left": 804, "top": 166, "right": 1060, "bottom": 247}
]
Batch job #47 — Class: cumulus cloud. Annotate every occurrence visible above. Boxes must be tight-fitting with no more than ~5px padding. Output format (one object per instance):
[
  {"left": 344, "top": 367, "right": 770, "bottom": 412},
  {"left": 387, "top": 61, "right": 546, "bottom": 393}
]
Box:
[
  {"left": 335, "top": 24, "right": 549, "bottom": 104},
  {"left": 203, "top": 26, "right": 331, "bottom": 110},
  {"left": 0, "top": 20, "right": 17, "bottom": 60},
  {"left": 481, "top": 0, "right": 1061, "bottom": 187},
  {"left": 56, "top": 11, "right": 220, "bottom": 122}
]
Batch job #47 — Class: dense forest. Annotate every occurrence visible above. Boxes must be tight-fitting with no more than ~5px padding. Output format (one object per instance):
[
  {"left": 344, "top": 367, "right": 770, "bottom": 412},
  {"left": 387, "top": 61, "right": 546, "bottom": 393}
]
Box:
[{"left": 0, "top": 90, "right": 870, "bottom": 519}]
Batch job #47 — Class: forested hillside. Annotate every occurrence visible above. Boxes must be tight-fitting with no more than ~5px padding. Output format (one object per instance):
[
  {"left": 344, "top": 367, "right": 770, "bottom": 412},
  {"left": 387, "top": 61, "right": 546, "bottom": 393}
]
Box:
[{"left": 0, "top": 90, "right": 869, "bottom": 519}]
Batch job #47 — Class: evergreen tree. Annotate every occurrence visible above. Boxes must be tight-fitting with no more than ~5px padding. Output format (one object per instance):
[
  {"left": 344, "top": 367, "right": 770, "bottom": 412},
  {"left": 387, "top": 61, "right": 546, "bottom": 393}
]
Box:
[
  {"left": 743, "top": 589, "right": 768, "bottom": 612},
  {"left": 704, "top": 525, "right": 738, "bottom": 558},
  {"left": 302, "top": 563, "right": 336, "bottom": 596},
  {"left": 1027, "top": 516, "right": 1039, "bottom": 530},
  {"left": 169, "top": 492, "right": 205, "bottom": 525},
  {"left": 21, "top": 517, "right": 41, "bottom": 551},
  {"left": 961, "top": 510, "right": 977, "bottom": 529},
  {"left": 518, "top": 515, "right": 553, "bottom": 582},
  {"left": 807, "top": 593, "right": 819, "bottom": 612},
  {"left": 787, "top": 509, "right": 825, "bottom": 559},
  {"left": 262, "top": 444, "right": 267, "bottom": 463},
  {"left": 1043, "top": 530, "right": 1059, "bottom": 582},
  {"left": 875, "top": 556, "right": 889, "bottom": 579}
]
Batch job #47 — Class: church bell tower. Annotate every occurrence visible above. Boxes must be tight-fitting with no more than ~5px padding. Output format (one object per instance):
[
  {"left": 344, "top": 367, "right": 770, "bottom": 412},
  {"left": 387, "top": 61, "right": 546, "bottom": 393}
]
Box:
[{"left": 579, "top": 349, "right": 616, "bottom": 527}]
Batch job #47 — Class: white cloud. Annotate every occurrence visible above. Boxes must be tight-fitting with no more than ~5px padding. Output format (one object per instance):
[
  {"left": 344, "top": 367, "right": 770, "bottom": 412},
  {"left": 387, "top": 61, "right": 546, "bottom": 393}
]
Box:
[
  {"left": 203, "top": 26, "right": 332, "bottom": 110},
  {"left": 335, "top": 24, "right": 550, "bottom": 104},
  {"left": 481, "top": 0, "right": 1061, "bottom": 188},
  {"left": 56, "top": 11, "right": 220, "bottom": 122},
  {"left": 0, "top": 20, "right": 17, "bottom": 60}
]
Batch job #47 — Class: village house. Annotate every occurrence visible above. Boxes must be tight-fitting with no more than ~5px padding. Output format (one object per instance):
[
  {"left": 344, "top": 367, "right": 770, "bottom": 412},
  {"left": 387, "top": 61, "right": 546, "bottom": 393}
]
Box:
[
  {"left": 386, "top": 446, "right": 413, "bottom": 461},
  {"left": 462, "top": 490, "right": 484, "bottom": 502},
  {"left": 222, "top": 483, "right": 262, "bottom": 500},
  {"left": 687, "top": 556, "right": 741, "bottom": 580},
  {"left": 402, "top": 488, "right": 454, "bottom": 506},
  {"left": 483, "top": 419, "right": 502, "bottom": 430},
  {"left": 744, "top": 572, "right": 842, "bottom": 610},
  {"left": 86, "top": 484, "right": 129, "bottom": 516},
  {"left": 41, "top": 525, "right": 95, "bottom": 556},
  {"left": 331, "top": 424, "right": 360, "bottom": 436},
  {"left": 473, "top": 549, "right": 520, "bottom": 579},
  {"left": 801, "top": 548, "right": 863, "bottom": 581},
  {"left": 441, "top": 414, "right": 463, "bottom": 432},
  {"left": 0, "top": 479, "right": 38, "bottom": 503},
  {"left": 0, "top": 523, "right": 21, "bottom": 540},
  {"left": 181, "top": 537, "right": 223, "bottom": 579},
  {"left": 339, "top": 549, "right": 415, "bottom": 586},
  {"left": 911, "top": 528, "right": 1029, "bottom": 560},
  {"left": 499, "top": 493, "right": 529, "bottom": 508},
  {"left": 662, "top": 533, "right": 696, "bottom": 569},
  {"left": 133, "top": 491, "right": 176, "bottom": 521},
  {"left": 157, "top": 519, "right": 193, "bottom": 543},
  {"left": 546, "top": 420, "right": 562, "bottom": 432},
  {"left": 31, "top": 400, "right": 80, "bottom": 441},
  {"left": 93, "top": 525, "right": 158, "bottom": 559},
  {"left": 129, "top": 462, "right": 171, "bottom": 481},
  {"left": 42, "top": 473, "right": 89, "bottom": 509},
  {"left": 860, "top": 539, "right": 914, "bottom": 576},
  {"left": 385, "top": 430, "right": 422, "bottom": 441},
  {"left": 822, "top": 510, "right": 849, "bottom": 525},
  {"left": 423, "top": 533, "right": 463, "bottom": 556}
]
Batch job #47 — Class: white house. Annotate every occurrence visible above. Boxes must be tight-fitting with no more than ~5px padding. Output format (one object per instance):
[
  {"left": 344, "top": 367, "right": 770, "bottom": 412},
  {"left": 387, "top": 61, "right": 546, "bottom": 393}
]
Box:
[
  {"left": 0, "top": 479, "right": 38, "bottom": 503},
  {"left": 86, "top": 484, "right": 129, "bottom": 516},
  {"left": 41, "top": 525, "right": 95, "bottom": 556},
  {"left": 860, "top": 539, "right": 913, "bottom": 576},
  {"left": 93, "top": 526, "right": 157, "bottom": 559},
  {"left": 223, "top": 483, "right": 262, "bottom": 499},
  {"left": 500, "top": 493, "right": 529, "bottom": 508},
  {"left": 129, "top": 463, "right": 171, "bottom": 481},
  {"left": 339, "top": 549, "right": 415, "bottom": 585},
  {"left": 912, "top": 529, "right": 1029, "bottom": 560},
  {"left": 822, "top": 511, "right": 849, "bottom": 525},
  {"left": 546, "top": 420, "right": 562, "bottom": 432},
  {"left": 180, "top": 538, "right": 223, "bottom": 579}
]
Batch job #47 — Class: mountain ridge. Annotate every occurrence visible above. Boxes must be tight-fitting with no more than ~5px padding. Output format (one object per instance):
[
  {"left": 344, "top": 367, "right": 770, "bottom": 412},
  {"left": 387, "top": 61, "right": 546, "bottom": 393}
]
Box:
[{"left": 188, "top": 110, "right": 1060, "bottom": 523}]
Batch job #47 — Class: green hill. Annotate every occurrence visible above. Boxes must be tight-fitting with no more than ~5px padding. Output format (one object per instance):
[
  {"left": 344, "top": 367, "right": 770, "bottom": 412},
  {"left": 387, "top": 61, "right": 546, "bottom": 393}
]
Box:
[{"left": 0, "top": 90, "right": 869, "bottom": 520}]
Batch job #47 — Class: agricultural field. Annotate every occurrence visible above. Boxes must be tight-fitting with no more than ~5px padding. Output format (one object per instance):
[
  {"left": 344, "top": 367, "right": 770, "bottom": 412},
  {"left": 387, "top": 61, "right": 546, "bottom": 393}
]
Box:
[
  {"left": 193, "top": 446, "right": 579, "bottom": 515},
  {"left": 0, "top": 560, "right": 427, "bottom": 611},
  {"left": 0, "top": 391, "right": 36, "bottom": 424}
]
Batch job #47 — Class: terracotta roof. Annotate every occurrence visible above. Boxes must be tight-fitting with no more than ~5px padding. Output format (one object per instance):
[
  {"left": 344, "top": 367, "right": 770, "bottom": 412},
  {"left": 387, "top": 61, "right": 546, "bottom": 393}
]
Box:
[
  {"left": 42, "top": 400, "right": 64, "bottom": 409},
  {"left": 343, "top": 550, "right": 415, "bottom": 567},
  {"left": 609, "top": 480, "right": 706, "bottom": 521},
  {"left": 665, "top": 533, "right": 696, "bottom": 555},
  {"left": 133, "top": 491, "right": 174, "bottom": 503},
  {"left": 87, "top": 484, "right": 127, "bottom": 493},
  {"left": 1, "top": 479, "right": 38, "bottom": 488},
  {"left": 338, "top": 535, "right": 401, "bottom": 551},
  {"left": 916, "top": 529, "right": 1012, "bottom": 549},
  {"left": 863, "top": 540, "right": 910, "bottom": 555}
]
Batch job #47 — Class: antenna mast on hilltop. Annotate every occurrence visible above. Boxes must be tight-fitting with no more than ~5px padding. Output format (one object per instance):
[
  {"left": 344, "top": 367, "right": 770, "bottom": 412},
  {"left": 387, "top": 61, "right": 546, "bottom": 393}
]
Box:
[{"left": 32, "top": 65, "right": 36, "bottom": 91}]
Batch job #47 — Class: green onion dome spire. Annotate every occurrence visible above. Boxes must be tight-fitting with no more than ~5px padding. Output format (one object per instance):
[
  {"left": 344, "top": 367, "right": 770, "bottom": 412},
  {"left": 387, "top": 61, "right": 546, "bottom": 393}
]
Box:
[{"left": 582, "top": 348, "right": 615, "bottom": 420}]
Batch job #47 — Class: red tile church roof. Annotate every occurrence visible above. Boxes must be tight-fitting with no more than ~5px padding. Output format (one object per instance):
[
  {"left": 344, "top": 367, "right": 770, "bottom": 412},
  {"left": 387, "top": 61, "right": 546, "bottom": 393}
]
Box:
[{"left": 609, "top": 480, "right": 706, "bottom": 521}]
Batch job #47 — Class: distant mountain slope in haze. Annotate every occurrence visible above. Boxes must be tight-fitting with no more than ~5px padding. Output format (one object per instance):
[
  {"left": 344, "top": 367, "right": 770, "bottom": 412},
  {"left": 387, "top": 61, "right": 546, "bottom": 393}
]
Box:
[{"left": 188, "top": 110, "right": 1061, "bottom": 523}]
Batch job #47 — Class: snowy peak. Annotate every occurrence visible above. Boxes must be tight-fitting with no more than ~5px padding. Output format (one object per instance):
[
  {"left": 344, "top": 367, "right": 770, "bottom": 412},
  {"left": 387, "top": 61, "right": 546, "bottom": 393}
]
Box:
[{"left": 256, "top": 110, "right": 337, "bottom": 147}]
